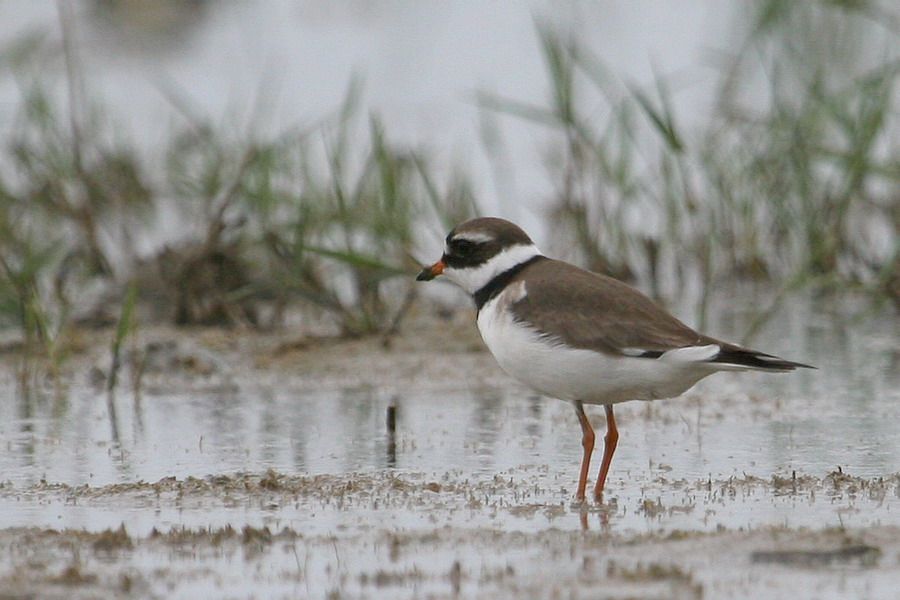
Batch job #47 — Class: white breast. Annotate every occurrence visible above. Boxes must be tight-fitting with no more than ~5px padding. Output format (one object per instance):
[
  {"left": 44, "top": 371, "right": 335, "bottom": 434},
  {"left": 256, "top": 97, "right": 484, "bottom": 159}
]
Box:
[{"left": 476, "top": 283, "right": 715, "bottom": 405}]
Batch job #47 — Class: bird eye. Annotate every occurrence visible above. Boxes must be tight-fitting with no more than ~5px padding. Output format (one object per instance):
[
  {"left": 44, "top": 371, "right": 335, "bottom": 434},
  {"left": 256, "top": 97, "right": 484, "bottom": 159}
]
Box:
[{"left": 451, "top": 239, "right": 475, "bottom": 255}]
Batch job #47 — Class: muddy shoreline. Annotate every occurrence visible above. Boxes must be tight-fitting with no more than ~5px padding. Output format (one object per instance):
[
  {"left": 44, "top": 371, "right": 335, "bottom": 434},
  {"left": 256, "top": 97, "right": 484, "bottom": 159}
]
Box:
[
  {"left": 1, "top": 309, "right": 898, "bottom": 598},
  {"left": 1, "top": 519, "right": 897, "bottom": 599}
]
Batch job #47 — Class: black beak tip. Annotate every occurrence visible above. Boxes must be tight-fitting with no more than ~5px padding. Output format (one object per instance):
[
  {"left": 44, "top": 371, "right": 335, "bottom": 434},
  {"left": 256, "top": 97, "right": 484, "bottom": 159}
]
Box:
[{"left": 416, "top": 268, "right": 434, "bottom": 282}]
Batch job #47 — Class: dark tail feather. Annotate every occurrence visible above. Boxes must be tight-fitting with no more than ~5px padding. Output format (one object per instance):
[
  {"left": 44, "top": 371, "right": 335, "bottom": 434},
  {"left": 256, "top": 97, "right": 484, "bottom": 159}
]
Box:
[{"left": 710, "top": 347, "right": 816, "bottom": 371}]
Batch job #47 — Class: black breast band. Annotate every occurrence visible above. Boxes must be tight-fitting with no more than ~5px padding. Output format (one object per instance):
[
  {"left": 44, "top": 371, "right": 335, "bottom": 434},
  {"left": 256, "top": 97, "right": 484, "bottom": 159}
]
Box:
[{"left": 473, "top": 255, "right": 546, "bottom": 311}]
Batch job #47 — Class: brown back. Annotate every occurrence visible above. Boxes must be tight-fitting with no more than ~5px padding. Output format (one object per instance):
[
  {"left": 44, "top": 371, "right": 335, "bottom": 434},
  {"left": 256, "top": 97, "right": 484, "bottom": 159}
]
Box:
[{"left": 508, "top": 258, "right": 712, "bottom": 354}]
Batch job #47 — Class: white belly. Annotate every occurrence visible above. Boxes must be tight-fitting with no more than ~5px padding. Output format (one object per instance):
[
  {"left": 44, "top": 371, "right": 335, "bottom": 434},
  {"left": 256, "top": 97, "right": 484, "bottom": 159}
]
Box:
[{"left": 476, "top": 285, "right": 714, "bottom": 405}]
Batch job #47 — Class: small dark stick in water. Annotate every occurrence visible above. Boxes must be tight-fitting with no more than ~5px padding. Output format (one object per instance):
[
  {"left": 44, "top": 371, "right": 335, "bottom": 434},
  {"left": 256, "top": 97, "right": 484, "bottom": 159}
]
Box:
[{"left": 386, "top": 403, "right": 397, "bottom": 467}]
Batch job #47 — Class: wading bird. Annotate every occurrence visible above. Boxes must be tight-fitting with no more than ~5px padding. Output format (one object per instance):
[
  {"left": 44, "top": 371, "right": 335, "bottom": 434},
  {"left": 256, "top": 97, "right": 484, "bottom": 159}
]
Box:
[{"left": 417, "top": 217, "right": 812, "bottom": 502}]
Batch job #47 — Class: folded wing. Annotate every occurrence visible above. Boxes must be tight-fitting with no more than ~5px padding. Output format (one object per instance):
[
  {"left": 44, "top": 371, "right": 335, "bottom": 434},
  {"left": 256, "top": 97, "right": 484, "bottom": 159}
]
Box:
[{"left": 510, "top": 259, "right": 813, "bottom": 371}]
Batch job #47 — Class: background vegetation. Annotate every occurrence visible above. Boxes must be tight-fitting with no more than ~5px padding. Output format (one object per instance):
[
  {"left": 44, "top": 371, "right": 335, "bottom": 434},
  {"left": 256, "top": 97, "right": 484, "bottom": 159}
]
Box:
[
  {"left": 482, "top": 1, "right": 898, "bottom": 324},
  {"left": 0, "top": 1, "right": 897, "bottom": 383}
]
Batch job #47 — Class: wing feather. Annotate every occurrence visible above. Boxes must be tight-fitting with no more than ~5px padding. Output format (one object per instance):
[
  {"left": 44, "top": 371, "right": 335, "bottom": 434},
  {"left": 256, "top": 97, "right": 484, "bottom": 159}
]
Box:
[
  {"left": 508, "top": 259, "right": 814, "bottom": 371},
  {"left": 509, "top": 259, "right": 707, "bottom": 355}
]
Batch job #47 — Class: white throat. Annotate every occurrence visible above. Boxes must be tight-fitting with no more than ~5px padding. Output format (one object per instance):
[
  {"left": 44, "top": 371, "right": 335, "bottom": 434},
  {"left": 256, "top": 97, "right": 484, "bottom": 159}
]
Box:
[{"left": 443, "top": 243, "right": 542, "bottom": 295}]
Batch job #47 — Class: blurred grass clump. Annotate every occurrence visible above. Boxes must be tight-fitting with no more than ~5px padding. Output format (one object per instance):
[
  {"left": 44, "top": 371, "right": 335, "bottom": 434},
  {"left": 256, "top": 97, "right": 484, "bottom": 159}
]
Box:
[
  {"left": 481, "top": 1, "right": 899, "bottom": 320},
  {"left": 153, "top": 79, "right": 476, "bottom": 336},
  {"left": 0, "top": 31, "right": 475, "bottom": 379},
  {"left": 0, "top": 0, "right": 897, "bottom": 379}
]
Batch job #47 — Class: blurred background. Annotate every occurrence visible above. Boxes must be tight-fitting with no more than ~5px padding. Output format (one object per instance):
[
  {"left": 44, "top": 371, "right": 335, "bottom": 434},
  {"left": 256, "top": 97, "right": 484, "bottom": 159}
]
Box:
[
  {"left": 0, "top": 8, "right": 899, "bottom": 581},
  {"left": 0, "top": 0, "right": 897, "bottom": 355}
]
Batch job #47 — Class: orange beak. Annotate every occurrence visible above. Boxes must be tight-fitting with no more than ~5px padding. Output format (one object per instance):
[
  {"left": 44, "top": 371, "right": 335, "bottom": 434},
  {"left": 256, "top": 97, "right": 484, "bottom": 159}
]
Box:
[{"left": 416, "top": 259, "right": 445, "bottom": 281}]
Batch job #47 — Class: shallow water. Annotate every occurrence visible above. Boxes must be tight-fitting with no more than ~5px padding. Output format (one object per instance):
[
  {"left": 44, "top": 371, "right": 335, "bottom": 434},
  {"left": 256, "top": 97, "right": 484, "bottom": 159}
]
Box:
[
  {"left": 1, "top": 294, "right": 897, "bottom": 528},
  {"left": 0, "top": 294, "right": 898, "bottom": 598}
]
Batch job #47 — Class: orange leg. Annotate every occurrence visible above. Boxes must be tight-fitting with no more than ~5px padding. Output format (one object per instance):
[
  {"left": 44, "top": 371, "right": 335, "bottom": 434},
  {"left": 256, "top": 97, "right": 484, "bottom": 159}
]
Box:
[
  {"left": 593, "top": 404, "right": 618, "bottom": 500},
  {"left": 573, "top": 401, "right": 595, "bottom": 502}
]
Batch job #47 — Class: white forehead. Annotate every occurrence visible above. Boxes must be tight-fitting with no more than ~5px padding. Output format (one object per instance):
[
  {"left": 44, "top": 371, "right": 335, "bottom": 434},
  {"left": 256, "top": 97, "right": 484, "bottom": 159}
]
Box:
[
  {"left": 447, "top": 230, "right": 495, "bottom": 245},
  {"left": 444, "top": 230, "right": 495, "bottom": 253}
]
